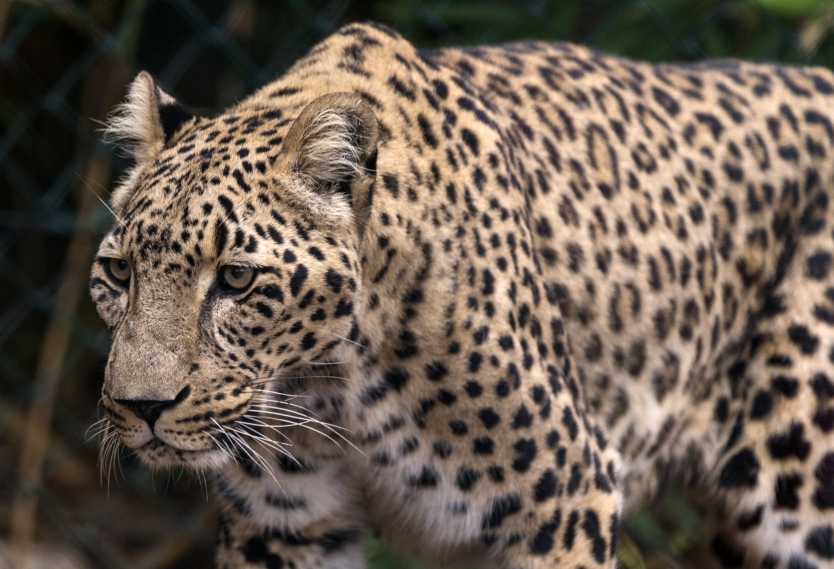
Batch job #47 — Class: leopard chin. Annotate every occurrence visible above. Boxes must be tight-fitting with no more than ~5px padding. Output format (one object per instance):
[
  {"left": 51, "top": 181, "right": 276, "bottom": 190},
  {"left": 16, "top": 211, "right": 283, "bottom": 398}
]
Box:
[{"left": 134, "top": 439, "right": 230, "bottom": 471}]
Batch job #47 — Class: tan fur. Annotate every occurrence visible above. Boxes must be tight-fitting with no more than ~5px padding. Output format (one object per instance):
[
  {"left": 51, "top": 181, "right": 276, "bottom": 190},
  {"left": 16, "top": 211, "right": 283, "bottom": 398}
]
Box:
[{"left": 91, "top": 23, "right": 834, "bottom": 569}]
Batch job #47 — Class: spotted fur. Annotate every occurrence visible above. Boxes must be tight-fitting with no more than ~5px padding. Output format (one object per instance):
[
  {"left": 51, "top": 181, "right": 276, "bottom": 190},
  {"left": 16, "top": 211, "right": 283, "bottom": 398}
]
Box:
[{"left": 91, "top": 23, "right": 834, "bottom": 569}]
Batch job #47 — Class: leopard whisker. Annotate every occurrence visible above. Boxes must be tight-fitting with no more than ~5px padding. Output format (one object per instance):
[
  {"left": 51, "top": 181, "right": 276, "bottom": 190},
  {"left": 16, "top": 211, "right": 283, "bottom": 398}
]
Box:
[
  {"left": 86, "top": 423, "right": 111, "bottom": 443},
  {"left": 195, "top": 440, "right": 218, "bottom": 496},
  {"left": 174, "top": 466, "right": 185, "bottom": 488},
  {"left": 248, "top": 407, "right": 330, "bottom": 428},
  {"left": 208, "top": 430, "right": 240, "bottom": 466},
  {"left": 245, "top": 375, "right": 352, "bottom": 387},
  {"left": 304, "top": 360, "right": 352, "bottom": 366},
  {"left": 225, "top": 429, "right": 286, "bottom": 488},
  {"left": 76, "top": 170, "right": 125, "bottom": 226},
  {"left": 250, "top": 400, "right": 349, "bottom": 431},
  {"left": 250, "top": 414, "right": 320, "bottom": 430},
  {"left": 246, "top": 407, "right": 361, "bottom": 454},
  {"left": 203, "top": 470, "right": 211, "bottom": 500},
  {"left": 248, "top": 411, "right": 347, "bottom": 451},
  {"left": 207, "top": 430, "right": 248, "bottom": 499},
  {"left": 248, "top": 391, "right": 334, "bottom": 419},
  {"left": 327, "top": 331, "right": 367, "bottom": 350},
  {"left": 236, "top": 418, "right": 296, "bottom": 446},
  {"left": 87, "top": 424, "right": 110, "bottom": 438},
  {"left": 87, "top": 415, "right": 109, "bottom": 430},
  {"left": 212, "top": 419, "right": 278, "bottom": 485},
  {"left": 234, "top": 422, "right": 303, "bottom": 465},
  {"left": 219, "top": 421, "right": 277, "bottom": 478},
  {"left": 249, "top": 410, "right": 353, "bottom": 444},
  {"left": 235, "top": 425, "right": 304, "bottom": 470},
  {"left": 247, "top": 388, "right": 319, "bottom": 404},
  {"left": 98, "top": 426, "right": 116, "bottom": 473},
  {"left": 210, "top": 422, "right": 246, "bottom": 465},
  {"left": 241, "top": 381, "right": 314, "bottom": 397},
  {"left": 235, "top": 421, "right": 293, "bottom": 447},
  {"left": 98, "top": 429, "right": 111, "bottom": 485},
  {"left": 250, "top": 396, "right": 330, "bottom": 421},
  {"left": 87, "top": 413, "right": 112, "bottom": 440},
  {"left": 99, "top": 425, "right": 122, "bottom": 492},
  {"left": 243, "top": 369, "right": 355, "bottom": 387}
]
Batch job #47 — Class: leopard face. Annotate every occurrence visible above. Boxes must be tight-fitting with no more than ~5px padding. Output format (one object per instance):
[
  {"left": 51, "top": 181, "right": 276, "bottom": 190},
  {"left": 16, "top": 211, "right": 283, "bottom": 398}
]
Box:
[{"left": 91, "top": 86, "right": 377, "bottom": 469}]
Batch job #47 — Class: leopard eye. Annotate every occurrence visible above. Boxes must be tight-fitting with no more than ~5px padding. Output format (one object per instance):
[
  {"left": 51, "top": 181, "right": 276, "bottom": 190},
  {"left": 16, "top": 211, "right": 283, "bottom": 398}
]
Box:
[
  {"left": 220, "top": 265, "right": 256, "bottom": 291},
  {"left": 105, "top": 258, "right": 131, "bottom": 286}
]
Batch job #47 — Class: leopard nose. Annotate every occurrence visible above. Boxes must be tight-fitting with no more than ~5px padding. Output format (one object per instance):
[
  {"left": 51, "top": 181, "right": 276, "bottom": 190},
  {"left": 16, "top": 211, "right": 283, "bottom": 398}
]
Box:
[{"left": 114, "top": 385, "right": 191, "bottom": 429}]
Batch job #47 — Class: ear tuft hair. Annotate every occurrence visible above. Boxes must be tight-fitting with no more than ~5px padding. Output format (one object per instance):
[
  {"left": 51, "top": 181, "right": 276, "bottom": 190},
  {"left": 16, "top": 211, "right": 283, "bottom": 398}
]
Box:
[
  {"left": 105, "top": 71, "right": 193, "bottom": 164},
  {"left": 278, "top": 93, "right": 379, "bottom": 230},
  {"left": 280, "top": 93, "right": 378, "bottom": 194}
]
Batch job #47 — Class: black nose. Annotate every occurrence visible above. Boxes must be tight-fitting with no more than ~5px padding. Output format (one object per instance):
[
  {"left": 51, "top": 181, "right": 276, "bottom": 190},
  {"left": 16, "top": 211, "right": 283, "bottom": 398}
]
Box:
[{"left": 114, "top": 385, "right": 191, "bottom": 429}]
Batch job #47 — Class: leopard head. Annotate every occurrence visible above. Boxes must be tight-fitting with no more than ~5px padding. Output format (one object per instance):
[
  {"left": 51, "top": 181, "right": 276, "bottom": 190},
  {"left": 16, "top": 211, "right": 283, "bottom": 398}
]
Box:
[{"left": 90, "top": 72, "right": 378, "bottom": 470}]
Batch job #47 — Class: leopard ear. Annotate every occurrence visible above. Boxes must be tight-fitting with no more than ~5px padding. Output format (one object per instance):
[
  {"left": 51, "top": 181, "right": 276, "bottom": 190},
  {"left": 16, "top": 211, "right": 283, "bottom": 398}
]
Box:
[
  {"left": 105, "top": 71, "right": 193, "bottom": 163},
  {"left": 279, "top": 93, "right": 378, "bottom": 227}
]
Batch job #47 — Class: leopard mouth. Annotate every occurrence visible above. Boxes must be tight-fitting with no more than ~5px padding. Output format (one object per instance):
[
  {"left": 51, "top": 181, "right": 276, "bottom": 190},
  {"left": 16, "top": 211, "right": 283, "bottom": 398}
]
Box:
[{"left": 134, "top": 437, "right": 230, "bottom": 471}]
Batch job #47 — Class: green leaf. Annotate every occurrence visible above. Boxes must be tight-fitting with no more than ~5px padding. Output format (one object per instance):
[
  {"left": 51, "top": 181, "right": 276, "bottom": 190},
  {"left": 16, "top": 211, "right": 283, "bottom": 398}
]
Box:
[{"left": 759, "top": 0, "right": 827, "bottom": 18}]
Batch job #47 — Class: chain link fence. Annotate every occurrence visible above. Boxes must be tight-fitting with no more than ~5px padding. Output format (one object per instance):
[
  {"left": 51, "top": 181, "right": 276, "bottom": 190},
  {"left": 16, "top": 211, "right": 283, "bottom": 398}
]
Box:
[{"left": 2, "top": 1, "right": 834, "bottom": 568}]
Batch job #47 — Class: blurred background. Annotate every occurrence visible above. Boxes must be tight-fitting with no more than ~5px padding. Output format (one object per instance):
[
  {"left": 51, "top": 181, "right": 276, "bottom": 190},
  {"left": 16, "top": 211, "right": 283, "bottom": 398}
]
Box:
[{"left": 2, "top": 0, "right": 834, "bottom": 567}]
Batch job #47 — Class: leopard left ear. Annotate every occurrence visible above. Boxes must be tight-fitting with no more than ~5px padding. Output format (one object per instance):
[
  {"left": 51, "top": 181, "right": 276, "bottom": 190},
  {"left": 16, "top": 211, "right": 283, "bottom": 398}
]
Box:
[
  {"left": 106, "top": 71, "right": 194, "bottom": 164},
  {"left": 278, "top": 93, "right": 378, "bottom": 229}
]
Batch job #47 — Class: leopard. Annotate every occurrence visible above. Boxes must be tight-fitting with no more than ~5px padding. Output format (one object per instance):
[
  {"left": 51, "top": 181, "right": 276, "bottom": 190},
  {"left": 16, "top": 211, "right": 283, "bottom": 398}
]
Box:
[{"left": 89, "top": 21, "right": 834, "bottom": 569}]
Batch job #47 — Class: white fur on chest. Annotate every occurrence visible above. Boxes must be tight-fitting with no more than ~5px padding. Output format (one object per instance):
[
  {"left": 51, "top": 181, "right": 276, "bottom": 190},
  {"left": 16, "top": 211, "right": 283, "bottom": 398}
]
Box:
[{"left": 350, "top": 450, "right": 490, "bottom": 568}]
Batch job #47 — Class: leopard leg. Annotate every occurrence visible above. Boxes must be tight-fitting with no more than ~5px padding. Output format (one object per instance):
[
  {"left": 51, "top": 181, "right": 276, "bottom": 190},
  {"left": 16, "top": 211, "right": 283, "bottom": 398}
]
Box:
[
  {"left": 477, "top": 319, "right": 622, "bottom": 569},
  {"left": 213, "top": 441, "right": 366, "bottom": 569},
  {"left": 492, "top": 493, "right": 621, "bottom": 569},
  {"left": 702, "top": 235, "right": 834, "bottom": 569}
]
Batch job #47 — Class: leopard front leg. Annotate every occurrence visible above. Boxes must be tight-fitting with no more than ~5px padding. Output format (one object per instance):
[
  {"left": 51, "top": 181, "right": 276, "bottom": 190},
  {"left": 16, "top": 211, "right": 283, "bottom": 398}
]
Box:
[
  {"left": 490, "top": 477, "right": 621, "bottom": 569},
  {"left": 473, "top": 315, "right": 622, "bottom": 569},
  {"left": 214, "top": 448, "right": 366, "bottom": 569},
  {"left": 697, "top": 225, "right": 834, "bottom": 569},
  {"left": 484, "top": 373, "right": 622, "bottom": 569}
]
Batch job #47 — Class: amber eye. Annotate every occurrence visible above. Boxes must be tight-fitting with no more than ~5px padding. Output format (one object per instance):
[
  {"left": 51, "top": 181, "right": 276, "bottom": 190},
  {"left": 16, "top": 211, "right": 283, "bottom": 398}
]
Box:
[
  {"left": 105, "top": 258, "right": 131, "bottom": 286},
  {"left": 220, "top": 265, "right": 256, "bottom": 291}
]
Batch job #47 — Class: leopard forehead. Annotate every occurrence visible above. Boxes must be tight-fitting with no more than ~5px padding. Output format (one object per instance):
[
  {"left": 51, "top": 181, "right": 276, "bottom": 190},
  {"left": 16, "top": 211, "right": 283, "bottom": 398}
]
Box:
[{"left": 90, "top": 21, "right": 834, "bottom": 569}]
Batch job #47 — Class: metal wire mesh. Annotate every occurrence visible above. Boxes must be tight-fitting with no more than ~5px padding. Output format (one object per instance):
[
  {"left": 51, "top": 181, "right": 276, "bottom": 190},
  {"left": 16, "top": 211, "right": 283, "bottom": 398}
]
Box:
[{"left": 2, "top": 1, "right": 833, "bottom": 568}]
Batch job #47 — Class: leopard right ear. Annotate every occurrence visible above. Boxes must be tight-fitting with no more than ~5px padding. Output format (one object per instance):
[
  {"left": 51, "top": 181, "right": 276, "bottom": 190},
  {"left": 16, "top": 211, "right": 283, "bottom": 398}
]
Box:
[
  {"left": 105, "top": 71, "right": 193, "bottom": 164},
  {"left": 277, "top": 93, "right": 379, "bottom": 232}
]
